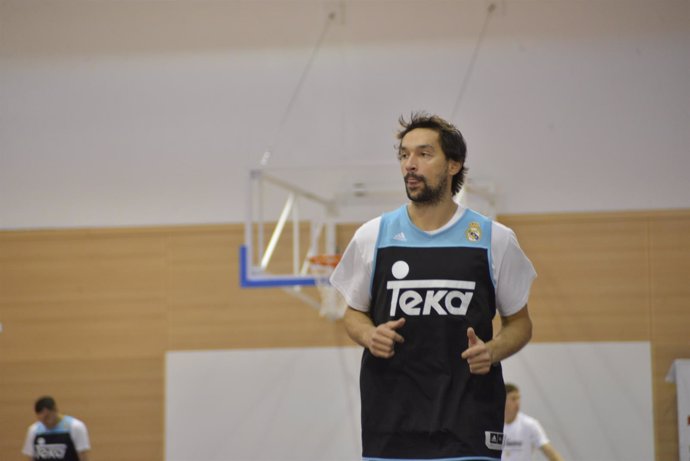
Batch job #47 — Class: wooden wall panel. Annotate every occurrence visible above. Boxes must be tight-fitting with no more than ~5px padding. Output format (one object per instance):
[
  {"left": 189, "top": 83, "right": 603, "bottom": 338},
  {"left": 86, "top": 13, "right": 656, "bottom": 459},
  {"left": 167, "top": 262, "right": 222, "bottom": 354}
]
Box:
[
  {"left": 0, "top": 357, "right": 163, "bottom": 461},
  {"left": 165, "top": 226, "right": 352, "bottom": 350},
  {"left": 650, "top": 216, "right": 690, "bottom": 461},
  {"left": 1, "top": 209, "right": 689, "bottom": 461},
  {"left": 0, "top": 231, "right": 168, "bottom": 360},
  {"left": 498, "top": 213, "right": 651, "bottom": 342},
  {"left": 0, "top": 230, "right": 167, "bottom": 461}
]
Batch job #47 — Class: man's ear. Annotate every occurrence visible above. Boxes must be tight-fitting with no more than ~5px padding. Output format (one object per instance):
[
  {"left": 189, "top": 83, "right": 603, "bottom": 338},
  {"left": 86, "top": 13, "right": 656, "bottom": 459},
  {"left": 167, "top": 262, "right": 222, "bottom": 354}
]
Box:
[{"left": 448, "top": 160, "right": 462, "bottom": 176}]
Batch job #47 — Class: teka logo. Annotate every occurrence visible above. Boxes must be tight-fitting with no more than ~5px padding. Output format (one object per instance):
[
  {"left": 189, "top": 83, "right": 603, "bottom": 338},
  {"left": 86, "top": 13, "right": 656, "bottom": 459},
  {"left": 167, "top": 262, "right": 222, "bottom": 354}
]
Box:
[
  {"left": 34, "top": 438, "right": 68, "bottom": 460},
  {"left": 387, "top": 260, "right": 475, "bottom": 316}
]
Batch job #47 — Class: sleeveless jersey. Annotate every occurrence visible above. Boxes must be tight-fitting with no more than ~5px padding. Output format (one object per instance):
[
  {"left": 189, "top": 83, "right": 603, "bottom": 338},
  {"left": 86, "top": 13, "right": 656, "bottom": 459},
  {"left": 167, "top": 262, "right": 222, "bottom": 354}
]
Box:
[
  {"left": 31, "top": 416, "right": 80, "bottom": 461},
  {"left": 361, "top": 205, "right": 505, "bottom": 460}
]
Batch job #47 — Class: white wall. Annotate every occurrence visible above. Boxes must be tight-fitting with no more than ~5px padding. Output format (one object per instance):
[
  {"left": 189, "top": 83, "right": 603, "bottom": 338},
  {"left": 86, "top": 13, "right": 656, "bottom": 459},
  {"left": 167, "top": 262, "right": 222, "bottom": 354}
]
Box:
[
  {"left": 502, "top": 342, "right": 655, "bottom": 461},
  {"left": 166, "top": 343, "right": 654, "bottom": 461},
  {"left": 1, "top": 0, "right": 689, "bottom": 229},
  {"left": 166, "top": 348, "right": 362, "bottom": 461}
]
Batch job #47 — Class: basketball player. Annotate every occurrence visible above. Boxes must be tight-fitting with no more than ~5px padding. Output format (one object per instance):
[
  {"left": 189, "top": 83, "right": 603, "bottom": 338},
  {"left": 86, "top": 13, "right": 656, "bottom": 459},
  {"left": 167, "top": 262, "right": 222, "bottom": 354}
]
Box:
[
  {"left": 330, "top": 112, "right": 536, "bottom": 460},
  {"left": 502, "top": 383, "right": 566, "bottom": 461},
  {"left": 22, "top": 396, "right": 91, "bottom": 461}
]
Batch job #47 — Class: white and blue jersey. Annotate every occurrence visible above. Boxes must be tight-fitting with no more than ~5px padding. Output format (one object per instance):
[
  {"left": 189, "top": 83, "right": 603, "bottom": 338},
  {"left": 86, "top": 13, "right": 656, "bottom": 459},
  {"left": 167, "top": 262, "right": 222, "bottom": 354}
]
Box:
[
  {"left": 22, "top": 415, "right": 90, "bottom": 461},
  {"left": 331, "top": 205, "right": 536, "bottom": 461}
]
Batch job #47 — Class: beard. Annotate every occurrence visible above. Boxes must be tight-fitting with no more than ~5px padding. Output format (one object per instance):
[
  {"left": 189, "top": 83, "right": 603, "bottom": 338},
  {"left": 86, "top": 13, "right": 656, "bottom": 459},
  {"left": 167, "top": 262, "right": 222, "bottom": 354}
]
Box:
[{"left": 404, "top": 172, "right": 448, "bottom": 205}]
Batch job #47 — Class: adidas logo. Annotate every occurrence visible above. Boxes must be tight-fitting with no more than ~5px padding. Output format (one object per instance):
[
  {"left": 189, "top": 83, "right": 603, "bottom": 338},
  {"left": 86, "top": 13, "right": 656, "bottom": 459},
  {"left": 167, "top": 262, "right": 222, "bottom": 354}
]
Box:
[
  {"left": 485, "top": 431, "right": 504, "bottom": 450},
  {"left": 393, "top": 232, "right": 406, "bottom": 242}
]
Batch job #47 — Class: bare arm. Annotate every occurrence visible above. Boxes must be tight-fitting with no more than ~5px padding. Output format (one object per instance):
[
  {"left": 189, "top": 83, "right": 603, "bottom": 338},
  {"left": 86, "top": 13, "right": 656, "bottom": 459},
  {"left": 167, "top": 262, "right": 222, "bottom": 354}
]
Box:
[
  {"left": 343, "top": 307, "right": 405, "bottom": 359},
  {"left": 78, "top": 451, "right": 89, "bottom": 461},
  {"left": 461, "top": 305, "right": 533, "bottom": 374},
  {"left": 488, "top": 304, "right": 533, "bottom": 362},
  {"left": 541, "top": 443, "right": 565, "bottom": 461}
]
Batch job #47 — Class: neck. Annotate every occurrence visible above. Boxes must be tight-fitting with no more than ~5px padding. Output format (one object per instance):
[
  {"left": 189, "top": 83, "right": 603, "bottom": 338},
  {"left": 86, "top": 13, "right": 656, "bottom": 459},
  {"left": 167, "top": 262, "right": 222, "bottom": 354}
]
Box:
[
  {"left": 406, "top": 196, "right": 458, "bottom": 231},
  {"left": 505, "top": 412, "right": 518, "bottom": 424},
  {"left": 46, "top": 414, "right": 63, "bottom": 429}
]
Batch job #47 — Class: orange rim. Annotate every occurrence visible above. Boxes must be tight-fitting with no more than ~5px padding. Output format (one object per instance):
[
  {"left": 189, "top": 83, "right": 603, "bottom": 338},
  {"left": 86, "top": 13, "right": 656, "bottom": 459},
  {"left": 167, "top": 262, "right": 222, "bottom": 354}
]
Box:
[{"left": 308, "top": 254, "right": 342, "bottom": 267}]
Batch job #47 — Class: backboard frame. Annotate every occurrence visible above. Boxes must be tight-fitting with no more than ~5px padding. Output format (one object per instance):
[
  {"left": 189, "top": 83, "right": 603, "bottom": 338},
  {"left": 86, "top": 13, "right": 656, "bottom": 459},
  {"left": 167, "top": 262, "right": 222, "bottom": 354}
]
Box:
[{"left": 239, "top": 164, "right": 496, "bottom": 299}]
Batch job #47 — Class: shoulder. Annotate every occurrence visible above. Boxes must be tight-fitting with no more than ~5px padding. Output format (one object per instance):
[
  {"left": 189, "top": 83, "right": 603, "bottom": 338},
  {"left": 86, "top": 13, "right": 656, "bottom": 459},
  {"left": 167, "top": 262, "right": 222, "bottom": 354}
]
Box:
[
  {"left": 70, "top": 416, "right": 87, "bottom": 427},
  {"left": 519, "top": 412, "right": 541, "bottom": 428},
  {"left": 66, "top": 416, "right": 88, "bottom": 432},
  {"left": 459, "top": 207, "right": 506, "bottom": 241},
  {"left": 26, "top": 421, "right": 40, "bottom": 434},
  {"left": 491, "top": 219, "right": 517, "bottom": 247},
  {"left": 461, "top": 207, "right": 516, "bottom": 252},
  {"left": 343, "top": 216, "right": 381, "bottom": 256},
  {"left": 352, "top": 215, "right": 382, "bottom": 243},
  {"left": 336, "top": 215, "right": 380, "bottom": 268}
]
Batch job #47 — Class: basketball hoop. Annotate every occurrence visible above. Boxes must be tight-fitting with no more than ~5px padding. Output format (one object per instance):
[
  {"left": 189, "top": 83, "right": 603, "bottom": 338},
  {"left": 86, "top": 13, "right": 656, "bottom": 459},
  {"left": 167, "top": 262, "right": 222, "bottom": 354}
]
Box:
[
  {"left": 308, "top": 254, "right": 347, "bottom": 320},
  {"left": 308, "top": 254, "right": 341, "bottom": 268}
]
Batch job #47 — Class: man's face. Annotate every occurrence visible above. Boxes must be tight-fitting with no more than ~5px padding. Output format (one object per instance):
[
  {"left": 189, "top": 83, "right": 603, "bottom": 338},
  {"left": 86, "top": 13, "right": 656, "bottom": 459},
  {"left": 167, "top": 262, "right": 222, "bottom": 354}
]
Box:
[
  {"left": 505, "top": 390, "right": 521, "bottom": 422},
  {"left": 398, "top": 128, "right": 460, "bottom": 205},
  {"left": 36, "top": 408, "right": 59, "bottom": 429}
]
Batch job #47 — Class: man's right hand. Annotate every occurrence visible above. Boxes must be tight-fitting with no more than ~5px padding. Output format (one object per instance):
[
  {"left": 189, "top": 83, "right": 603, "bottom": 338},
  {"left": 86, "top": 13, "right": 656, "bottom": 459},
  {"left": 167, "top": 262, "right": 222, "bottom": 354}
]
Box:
[{"left": 366, "top": 317, "right": 406, "bottom": 358}]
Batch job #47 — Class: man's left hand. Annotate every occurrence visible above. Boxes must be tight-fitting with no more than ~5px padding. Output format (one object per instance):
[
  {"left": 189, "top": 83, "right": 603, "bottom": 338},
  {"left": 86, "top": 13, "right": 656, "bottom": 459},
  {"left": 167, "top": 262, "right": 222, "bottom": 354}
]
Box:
[{"left": 461, "top": 327, "right": 493, "bottom": 375}]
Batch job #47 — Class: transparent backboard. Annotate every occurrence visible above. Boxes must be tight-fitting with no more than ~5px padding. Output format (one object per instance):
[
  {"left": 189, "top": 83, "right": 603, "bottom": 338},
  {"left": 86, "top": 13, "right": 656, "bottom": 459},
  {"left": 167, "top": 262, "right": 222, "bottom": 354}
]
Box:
[{"left": 240, "top": 163, "right": 495, "bottom": 291}]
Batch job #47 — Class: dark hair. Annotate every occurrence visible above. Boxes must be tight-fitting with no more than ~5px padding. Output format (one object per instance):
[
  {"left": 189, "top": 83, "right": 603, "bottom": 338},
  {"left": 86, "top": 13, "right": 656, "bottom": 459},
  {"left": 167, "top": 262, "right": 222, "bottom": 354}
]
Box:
[
  {"left": 505, "top": 383, "right": 519, "bottom": 394},
  {"left": 35, "top": 396, "right": 57, "bottom": 413},
  {"left": 396, "top": 111, "right": 468, "bottom": 195}
]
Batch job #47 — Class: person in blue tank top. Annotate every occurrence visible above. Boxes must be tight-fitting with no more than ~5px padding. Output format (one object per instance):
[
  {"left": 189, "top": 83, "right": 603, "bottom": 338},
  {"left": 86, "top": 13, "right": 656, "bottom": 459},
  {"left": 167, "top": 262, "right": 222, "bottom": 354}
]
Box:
[
  {"left": 22, "top": 396, "right": 91, "bottom": 461},
  {"left": 330, "top": 112, "right": 536, "bottom": 461}
]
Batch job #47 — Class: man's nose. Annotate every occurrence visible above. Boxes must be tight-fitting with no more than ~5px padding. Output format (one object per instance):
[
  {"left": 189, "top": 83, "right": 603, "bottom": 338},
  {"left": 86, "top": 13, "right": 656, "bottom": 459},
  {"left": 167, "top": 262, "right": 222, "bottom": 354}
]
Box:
[{"left": 404, "top": 155, "right": 417, "bottom": 171}]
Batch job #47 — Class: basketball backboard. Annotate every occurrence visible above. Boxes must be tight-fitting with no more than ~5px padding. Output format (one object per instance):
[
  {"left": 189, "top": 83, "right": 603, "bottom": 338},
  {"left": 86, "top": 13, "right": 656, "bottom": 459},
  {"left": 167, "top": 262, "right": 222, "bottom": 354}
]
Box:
[{"left": 239, "top": 163, "right": 495, "bottom": 294}]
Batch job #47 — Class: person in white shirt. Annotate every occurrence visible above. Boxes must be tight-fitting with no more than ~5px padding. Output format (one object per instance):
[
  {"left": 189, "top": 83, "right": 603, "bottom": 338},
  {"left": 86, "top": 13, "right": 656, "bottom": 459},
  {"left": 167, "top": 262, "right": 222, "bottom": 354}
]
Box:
[
  {"left": 22, "top": 396, "right": 91, "bottom": 461},
  {"left": 502, "top": 383, "right": 565, "bottom": 461}
]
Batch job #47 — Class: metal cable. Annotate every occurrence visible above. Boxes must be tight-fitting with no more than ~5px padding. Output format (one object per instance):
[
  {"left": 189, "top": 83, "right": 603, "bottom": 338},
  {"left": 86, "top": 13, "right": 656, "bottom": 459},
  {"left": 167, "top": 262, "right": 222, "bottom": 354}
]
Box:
[
  {"left": 450, "top": 2, "right": 497, "bottom": 120},
  {"left": 262, "top": 12, "right": 336, "bottom": 165}
]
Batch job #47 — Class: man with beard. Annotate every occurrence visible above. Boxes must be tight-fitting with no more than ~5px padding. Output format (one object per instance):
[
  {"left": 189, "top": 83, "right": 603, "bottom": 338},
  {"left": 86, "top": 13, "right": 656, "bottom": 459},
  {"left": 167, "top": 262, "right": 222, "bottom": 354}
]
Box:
[{"left": 330, "top": 112, "right": 536, "bottom": 461}]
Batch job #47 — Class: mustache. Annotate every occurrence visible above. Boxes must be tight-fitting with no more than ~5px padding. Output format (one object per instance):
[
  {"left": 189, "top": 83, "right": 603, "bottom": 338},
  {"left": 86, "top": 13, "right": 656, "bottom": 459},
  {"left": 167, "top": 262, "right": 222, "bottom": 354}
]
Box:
[{"left": 404, "top": 173, "right": 426, "bottom": 182}]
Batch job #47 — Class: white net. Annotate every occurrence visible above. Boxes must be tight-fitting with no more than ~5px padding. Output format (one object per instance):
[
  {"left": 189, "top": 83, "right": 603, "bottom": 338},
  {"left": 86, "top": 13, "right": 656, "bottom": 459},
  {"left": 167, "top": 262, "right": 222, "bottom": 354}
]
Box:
[{"left": 309, "top": 257, "right": 348, "bottom": 320}]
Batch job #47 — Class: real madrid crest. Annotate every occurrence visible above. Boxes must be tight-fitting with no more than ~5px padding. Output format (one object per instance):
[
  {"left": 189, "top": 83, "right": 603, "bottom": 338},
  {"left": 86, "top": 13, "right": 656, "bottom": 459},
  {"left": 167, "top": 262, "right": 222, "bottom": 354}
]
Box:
[{"left": 465, "top": 221, "right": 482, "bottom": 242}]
